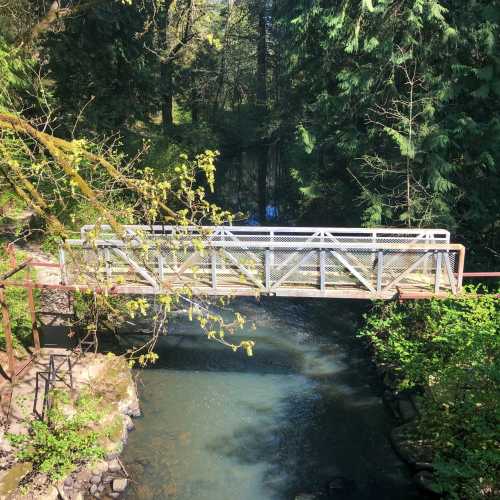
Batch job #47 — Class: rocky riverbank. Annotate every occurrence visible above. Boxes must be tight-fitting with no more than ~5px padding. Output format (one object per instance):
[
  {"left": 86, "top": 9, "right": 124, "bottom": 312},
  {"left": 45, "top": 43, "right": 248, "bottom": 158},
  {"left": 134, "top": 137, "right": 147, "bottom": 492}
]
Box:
[
  {"left": 0, "top": 352, "right": 140, "bottom": 499},
  {"left": 369, "top": 358, "right": 439, "bottom": 497}
]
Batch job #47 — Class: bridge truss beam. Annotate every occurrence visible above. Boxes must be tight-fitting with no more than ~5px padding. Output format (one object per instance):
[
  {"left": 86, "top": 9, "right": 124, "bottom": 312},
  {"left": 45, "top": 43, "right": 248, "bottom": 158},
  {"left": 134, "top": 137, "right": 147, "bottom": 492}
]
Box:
[{"left": 61, "top": 226, "right": 465, "bottom": 300}]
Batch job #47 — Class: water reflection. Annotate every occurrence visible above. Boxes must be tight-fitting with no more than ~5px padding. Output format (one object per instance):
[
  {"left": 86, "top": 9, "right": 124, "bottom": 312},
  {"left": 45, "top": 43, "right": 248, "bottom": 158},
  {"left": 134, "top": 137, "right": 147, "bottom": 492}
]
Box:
[{"left": 122, "top": 298, "right": 421, "bottom": 500}]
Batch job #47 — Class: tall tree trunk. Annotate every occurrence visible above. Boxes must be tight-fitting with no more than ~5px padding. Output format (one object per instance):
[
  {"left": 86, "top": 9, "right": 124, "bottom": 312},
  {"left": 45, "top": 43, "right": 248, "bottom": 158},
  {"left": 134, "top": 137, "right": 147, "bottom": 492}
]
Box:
[
  {"left": 161, "top": 0, "right": 174, "bottom": 133},
  {"left": 256, "top": 2, "right": 268, "bottom": 222},
  {"left": 161, "top": 61, "right": 174, "bottom": 130}
]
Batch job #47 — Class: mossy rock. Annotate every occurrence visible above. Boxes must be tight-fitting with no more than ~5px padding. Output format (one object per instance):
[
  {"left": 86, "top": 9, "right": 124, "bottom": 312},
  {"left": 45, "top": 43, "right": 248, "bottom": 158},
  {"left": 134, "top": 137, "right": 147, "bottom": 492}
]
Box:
[
  {"left": 93, "top": 356, "right": 132, "bottom": 404},
  {"left": 0, "top": 462, "right": 32, "bottom": 497},
  {"left": 391, "top": 423, "right": 434, "bottom": 465}
]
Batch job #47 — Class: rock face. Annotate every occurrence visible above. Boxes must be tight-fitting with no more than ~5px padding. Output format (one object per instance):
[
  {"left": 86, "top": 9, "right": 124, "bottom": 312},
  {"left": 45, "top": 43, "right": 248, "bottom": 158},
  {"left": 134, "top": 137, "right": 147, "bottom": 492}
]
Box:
[{"left": 0, "top": 462, "right": 32, "bottom": 497}]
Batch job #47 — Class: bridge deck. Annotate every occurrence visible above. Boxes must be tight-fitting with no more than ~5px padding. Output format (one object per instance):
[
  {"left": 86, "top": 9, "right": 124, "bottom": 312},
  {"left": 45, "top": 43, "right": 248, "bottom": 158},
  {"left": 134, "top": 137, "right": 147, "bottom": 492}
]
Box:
[{"left": 60, "top": 226, "right": 465, "bottom": 300}]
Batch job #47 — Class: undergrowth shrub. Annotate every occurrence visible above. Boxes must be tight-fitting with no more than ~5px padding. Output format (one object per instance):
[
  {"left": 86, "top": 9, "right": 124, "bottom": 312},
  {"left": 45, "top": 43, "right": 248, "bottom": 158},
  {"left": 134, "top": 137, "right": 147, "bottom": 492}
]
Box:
[
  {"left": 0, "top": 247, "right": 35, "bottom": 350},
  {"left": 8, "top": 390, "right": 105, "bottom": 482},
  {"left": 359, "top": 288, "right": 499, "bottom": 499}
]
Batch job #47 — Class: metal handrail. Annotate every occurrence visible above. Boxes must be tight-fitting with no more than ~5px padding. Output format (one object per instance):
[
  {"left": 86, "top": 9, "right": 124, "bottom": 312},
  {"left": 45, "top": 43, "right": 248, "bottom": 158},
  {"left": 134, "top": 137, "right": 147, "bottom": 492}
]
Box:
[{"left": 33, "top": 354, "right": 73, "bottom": 421}]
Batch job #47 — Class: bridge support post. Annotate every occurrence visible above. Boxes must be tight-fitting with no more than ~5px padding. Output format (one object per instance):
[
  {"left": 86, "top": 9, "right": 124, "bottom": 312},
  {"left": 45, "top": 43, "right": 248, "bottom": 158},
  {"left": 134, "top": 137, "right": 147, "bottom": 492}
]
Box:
[
  {"left": 319, "top": 250, "right": 326, "bottom": 292},
  {"left": 27, "top": 289, "right": 41, "bottom": 355},
  {"left": 104, "top": 248, "right": 112, "bottom": 280},
  {"left": 457, "top": 246, "right": 466, "bottom": 292},
  {"left": 434, "top": 251, "right": 442, "bottom": 294},
  {"left": 211, "top": 252, "right": 217, "bottom": 289},
  {"left": 158, "top": 254, "right": 165, "bottom": 282},
  {"left": 265, "top": 250, "right": 271, "bottom": 291},
  {"left": 58, "top": 247, "right": 66, "bottom": 285},
  {"left": 377, "top": 251, "right": 384, "bottom": 293}
]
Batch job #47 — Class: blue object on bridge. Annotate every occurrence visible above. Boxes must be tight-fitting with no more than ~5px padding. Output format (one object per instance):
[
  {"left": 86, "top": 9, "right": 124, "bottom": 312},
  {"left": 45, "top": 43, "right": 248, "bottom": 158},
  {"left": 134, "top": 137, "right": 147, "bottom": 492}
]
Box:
[{"left": 265, "top": 204, "right": 278, "bottom": 221}]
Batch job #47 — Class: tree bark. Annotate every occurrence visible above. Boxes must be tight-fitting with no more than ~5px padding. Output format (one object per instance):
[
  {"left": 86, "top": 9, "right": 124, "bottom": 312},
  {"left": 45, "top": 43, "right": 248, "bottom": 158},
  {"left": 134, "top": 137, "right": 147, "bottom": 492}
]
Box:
[
  {"left": 256, "top": 2, "right": 268, "bottom": 222},
  {"left": 161, "top": 61, "right": 174, "bottom": 130},
  {"left": 22, "top": 0, "right": 110, "bottom": 46}
]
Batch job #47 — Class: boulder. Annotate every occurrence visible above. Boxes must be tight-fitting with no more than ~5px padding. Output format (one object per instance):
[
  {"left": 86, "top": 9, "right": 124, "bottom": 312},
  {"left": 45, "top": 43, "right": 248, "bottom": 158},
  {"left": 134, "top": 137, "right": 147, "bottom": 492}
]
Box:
[
  {"left": 74, "top": 469, "right": 91, "bottom": 484},
  {"left": 112, "top": 478, "right": 128, "bottom": 492},
  {"left": 91, "top": 461, "right": 109, "bottom": 475},
  {"left": 0, "top": 462, "right": 33, "bottom": 497}
]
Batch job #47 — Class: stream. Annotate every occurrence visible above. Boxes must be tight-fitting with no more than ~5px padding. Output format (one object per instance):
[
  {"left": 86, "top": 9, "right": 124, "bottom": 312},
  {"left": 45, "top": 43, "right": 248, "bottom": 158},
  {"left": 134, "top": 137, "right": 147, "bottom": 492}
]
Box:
[{"left": 120, "top": 298, "right": 422, "bottom": 500}]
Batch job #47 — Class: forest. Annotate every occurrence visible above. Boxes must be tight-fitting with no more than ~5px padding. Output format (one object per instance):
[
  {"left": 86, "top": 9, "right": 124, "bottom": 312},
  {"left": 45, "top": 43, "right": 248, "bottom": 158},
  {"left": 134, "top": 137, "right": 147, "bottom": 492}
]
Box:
[{"left": 0, "top": 1, "right": 499, "bottom": 499}]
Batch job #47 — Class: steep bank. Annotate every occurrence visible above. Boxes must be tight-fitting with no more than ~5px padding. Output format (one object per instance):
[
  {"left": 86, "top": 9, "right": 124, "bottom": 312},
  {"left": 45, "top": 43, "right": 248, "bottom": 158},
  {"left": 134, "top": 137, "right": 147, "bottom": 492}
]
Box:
[{"left": 0, "top": 352, "right": 140, "bottom": 500}]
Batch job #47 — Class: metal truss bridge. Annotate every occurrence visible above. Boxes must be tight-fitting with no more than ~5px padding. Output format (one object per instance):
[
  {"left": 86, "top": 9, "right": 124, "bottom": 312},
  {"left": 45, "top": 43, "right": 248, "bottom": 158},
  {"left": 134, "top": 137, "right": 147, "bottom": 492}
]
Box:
[{"left": 58, "top": 225, "right": 466, "bottom": 300}]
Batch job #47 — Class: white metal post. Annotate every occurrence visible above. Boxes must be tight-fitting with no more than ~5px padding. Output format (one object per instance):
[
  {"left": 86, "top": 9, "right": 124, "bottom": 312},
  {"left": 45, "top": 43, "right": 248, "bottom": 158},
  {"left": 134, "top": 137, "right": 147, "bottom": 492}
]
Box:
[
  {"left": 265, "top": 250, "right": 271, "bottom": 291},
  {"left": 434, "top": 251, "right": 442, "bottom": 294},
  {"left": 211, "top": 252, "right": 217, "bottom": 289},
  {"left": 377, "top": 251, "right": 384, "bottom": 292},
  {"left": 320, "top": 250, "right": 326, "bottom": 291}
]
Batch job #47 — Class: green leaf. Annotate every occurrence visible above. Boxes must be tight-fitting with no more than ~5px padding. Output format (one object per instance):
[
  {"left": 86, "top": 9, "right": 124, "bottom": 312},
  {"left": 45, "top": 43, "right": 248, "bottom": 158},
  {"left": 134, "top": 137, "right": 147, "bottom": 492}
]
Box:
[
  {"left": 362, "top": 0, "right": 375, "bottom": 13},
  {"left": 383, "top": 127, "right": 416, "bottom": 159},
  {"left": 297, "top": 124, "right": 316, "bottom": 154}
]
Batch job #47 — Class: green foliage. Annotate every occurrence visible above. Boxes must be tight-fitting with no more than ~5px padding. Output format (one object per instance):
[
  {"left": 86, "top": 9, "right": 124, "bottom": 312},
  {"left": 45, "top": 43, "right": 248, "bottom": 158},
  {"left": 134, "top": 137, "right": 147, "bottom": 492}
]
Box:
[
  {"left": 0, "top": 37, "right": 33, "bottom": 112},
  {"left": 44, "top": 3, "right": 158, "bottom": 135},
  {"left": 8, "top": 391, "right": 106, "bottom": 482},
  {"left": 359, "top": 290, "right": 500, "bottom": 498},
  {"left": 0, "top": 248, "right": 35, "bottom": 350},
  {"left": 297, "top": 124, "right": 316, "bottom": 154},
  {"left": 281, "top": 0, "right": 500, "bottom": 248}
]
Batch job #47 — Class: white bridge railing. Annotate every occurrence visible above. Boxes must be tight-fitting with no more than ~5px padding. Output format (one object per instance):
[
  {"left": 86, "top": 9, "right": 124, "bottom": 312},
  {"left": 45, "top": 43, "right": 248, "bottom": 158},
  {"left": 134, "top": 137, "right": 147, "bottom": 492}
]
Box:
[{"left": 61, "top": 226, "right": 465, "bottom": 299}]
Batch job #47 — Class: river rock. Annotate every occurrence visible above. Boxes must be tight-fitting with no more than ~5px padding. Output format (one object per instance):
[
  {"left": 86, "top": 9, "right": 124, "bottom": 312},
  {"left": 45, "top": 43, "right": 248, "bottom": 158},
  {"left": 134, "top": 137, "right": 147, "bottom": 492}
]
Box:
[
  {"left": 90, "top": 484, "right": 98, "bottom": 495},
  {"left": 398, "top": 398, "right": 417, "bottom": 422},
  {"left": 0, "top": 440, "right": 13, "bottom": 453},
  {"left": 74, "top": 469, "right": 91, "bottom": 483},
  {"left": 413, "top": 470, "right": 439, "bottom": 495},
  {"left": 90, "top": 474, "right": 101, "bottom": 484},
  {"left": 112, "top": 478, "right": 128, "bottom": 492},
  {"left": 91, "top": 461, "right": 109, "bottom": 475},
  {"left": 37, "top": 485, "right": 59, "bottom": 500}
]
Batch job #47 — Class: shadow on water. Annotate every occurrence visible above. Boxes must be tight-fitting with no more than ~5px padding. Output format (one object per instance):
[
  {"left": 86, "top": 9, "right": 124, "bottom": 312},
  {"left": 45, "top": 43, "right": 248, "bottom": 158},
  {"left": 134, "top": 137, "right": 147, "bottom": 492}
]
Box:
[{"left": 122, "top": 297, "right": 423, "bottom": 500}]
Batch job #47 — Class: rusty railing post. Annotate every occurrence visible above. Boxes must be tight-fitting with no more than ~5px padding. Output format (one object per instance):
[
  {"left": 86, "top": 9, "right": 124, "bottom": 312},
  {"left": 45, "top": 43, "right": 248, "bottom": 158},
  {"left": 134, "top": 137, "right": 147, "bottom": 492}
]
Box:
[
  {"left": 27, "top": 264, "right": 41, "bottom": 354},
  {"left": 0, "top": 286, "right": 16, "bottom": 382},
  {"left": 457, "top": 246, "right": 466, "bottom": 292}
]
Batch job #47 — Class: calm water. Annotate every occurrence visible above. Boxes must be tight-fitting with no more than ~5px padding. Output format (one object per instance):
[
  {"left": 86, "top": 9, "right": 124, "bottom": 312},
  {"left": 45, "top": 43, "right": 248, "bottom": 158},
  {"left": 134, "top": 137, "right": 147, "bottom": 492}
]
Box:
[{"left": 121, "top": 298, "right": 421, "bottom": 500}]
